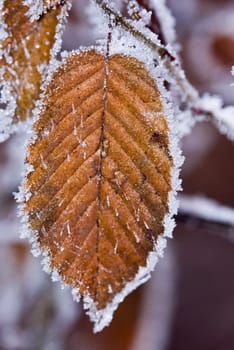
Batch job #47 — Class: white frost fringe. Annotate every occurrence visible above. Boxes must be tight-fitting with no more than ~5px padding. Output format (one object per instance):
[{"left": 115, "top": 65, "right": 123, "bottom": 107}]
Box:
[
  {"left": 23, "top": 0, "right": 45, "bottom": 21},
  {"left": 0, "top": 0, "right": 16, "bottom": 142},
  {"left": 0, "top": 0, "right": 7, "bottom": 44},
  {"left": 23, "top": 0, "right": 68, "bottom": 21}
]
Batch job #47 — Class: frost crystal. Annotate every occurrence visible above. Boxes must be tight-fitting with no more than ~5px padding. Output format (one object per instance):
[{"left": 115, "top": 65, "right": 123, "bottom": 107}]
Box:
[
  {"left": 23, "top": 0, "right": 63, "bottom": 21},
  {"left": 197, "top": 94, "right": 234, "bottom": 141},
  {"left": 0, "top": 0, "right": 7, "bottom": 44},
  {"left": 0, "top": 0, "right": 17, "bottom": 141},
  {"left": 0, "top": 78, "right": 17, "bottom": 143},
  {"left": 148, "top": 0, "right": 176, "bottom": 44},
  {"left": 23, "top": 0, "right": 44, "bottom": 21},
  {"left": 179, "top": 195, "right": 234, "bottom": 227}
]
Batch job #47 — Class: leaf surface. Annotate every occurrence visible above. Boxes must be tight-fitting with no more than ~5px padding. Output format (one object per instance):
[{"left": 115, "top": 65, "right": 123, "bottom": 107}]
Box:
[
  {"left": 23, "top": 50, "right": 173, "bottom": 331},
  {"left": 0, "top": 0, "right": 69, "bottom": 136}
]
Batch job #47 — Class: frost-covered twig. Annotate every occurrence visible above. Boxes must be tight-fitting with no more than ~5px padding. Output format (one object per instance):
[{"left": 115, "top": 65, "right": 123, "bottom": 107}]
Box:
[
  {"left": 96, "top": 0, "right": 171, "bottom": 58},
  {"left": 192, "top": 95, "right": 234, "bottom": 141},
  {"left": 124, "top": 0, "right": 176, "bottom": 45},
  {"left": 179, "top": 195, "right": 234, "bottom": 227}
]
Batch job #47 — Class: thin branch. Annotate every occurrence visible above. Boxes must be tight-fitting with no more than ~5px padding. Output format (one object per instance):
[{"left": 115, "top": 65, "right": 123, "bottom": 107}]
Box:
[
  {"left": 178, "top": 195, "right": 234, "bottom": 242},
  {"left": 179, "top": 195, "right": 234, "bottom": 227},
  {"left": 123, "top": 0, "right": 167, "bottom": 45},
  {"left": 96, "top": 0, "right": 170, "bottom": 58},
  {"left": 192, "top": 95, "right": 234, "bottom": 141},
  {"left": 177, "top": 213, "right": 234, "bottom": 243}
]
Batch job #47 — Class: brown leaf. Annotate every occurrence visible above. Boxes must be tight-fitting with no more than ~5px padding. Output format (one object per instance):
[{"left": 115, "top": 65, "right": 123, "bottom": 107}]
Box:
[
  {"left": 0, "top": 0, "right": 68, "bottom": 123},
  {"left": 23, "top": 50, "right": 172, "bottom": 330}
]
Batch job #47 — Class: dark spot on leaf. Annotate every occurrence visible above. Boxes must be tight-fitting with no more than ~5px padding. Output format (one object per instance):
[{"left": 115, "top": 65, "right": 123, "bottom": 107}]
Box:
[
  {"left": 145, "top": 229, "right": 155, "bottom": 243},
  {"left": 150, "top": 132, "right": 164, "bottom": 144}
]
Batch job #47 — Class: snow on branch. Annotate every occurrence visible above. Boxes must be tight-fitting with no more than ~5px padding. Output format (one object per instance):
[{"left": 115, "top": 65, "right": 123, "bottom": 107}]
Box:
[
  {"left": 192, "top": 95, "right": 234, "bottom": 142},
  {"left": 179, "top": 195, "right": 234, "bottom": 227},
  {"left": 147, "top": 0, "right": 176, "bottom": 44},
  {"left": 125, "top": 0, "right": 176, "bottom": 45}
]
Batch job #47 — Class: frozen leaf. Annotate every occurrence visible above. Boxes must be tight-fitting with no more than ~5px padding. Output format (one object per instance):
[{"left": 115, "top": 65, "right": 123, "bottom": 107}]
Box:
[
  {"left": 0, "top": 0, "right": 70, "bottom": 142},
  {"left": 19, "top": 49, "right": 179, "bottom": 332}
]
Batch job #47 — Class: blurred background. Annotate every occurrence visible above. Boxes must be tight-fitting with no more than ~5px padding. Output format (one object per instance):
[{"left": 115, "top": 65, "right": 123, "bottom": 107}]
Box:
[{"left": 0, "top": 0, "right": 233, "bottom": 349}]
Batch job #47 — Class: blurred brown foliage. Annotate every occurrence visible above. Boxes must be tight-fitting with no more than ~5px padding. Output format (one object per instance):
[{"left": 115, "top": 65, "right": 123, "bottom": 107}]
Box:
[{"left": 0, "top": 0, "right": 233, "bottom": 349}]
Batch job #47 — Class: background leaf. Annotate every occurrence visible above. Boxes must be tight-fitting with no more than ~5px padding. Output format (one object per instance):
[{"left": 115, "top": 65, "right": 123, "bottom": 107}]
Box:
[{"left": 0, "top": 0, "right": 69, "bottom": 141}]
